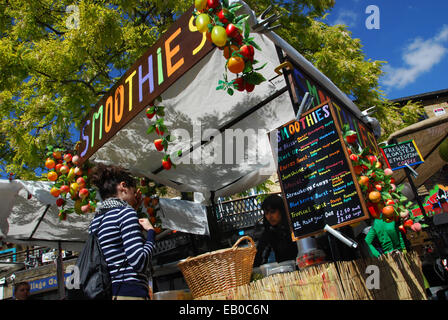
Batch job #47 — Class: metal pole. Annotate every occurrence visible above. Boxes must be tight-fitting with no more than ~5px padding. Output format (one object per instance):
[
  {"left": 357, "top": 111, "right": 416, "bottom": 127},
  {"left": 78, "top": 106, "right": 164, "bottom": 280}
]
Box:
[{"left": 56, "top": 241, "right": 65, "bottom": 300}]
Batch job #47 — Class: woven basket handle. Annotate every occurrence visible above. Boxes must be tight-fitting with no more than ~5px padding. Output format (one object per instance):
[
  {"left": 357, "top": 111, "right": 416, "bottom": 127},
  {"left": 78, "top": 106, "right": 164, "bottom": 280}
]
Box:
[{"left": 232, "top": 236, "right": 255, "bottom": 249}]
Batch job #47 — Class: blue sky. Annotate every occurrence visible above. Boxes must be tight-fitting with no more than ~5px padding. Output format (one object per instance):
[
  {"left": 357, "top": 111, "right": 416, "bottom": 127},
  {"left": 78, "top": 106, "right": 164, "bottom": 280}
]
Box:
[{"left": 326, "top": 0, "right": 448, "bottom": 100}]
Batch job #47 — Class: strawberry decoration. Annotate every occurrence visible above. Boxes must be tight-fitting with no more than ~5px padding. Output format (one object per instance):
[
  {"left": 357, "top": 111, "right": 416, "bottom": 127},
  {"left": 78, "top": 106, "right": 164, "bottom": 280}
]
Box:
[{"left": 144, "top": 96, "right": 181, "bottom": 171}]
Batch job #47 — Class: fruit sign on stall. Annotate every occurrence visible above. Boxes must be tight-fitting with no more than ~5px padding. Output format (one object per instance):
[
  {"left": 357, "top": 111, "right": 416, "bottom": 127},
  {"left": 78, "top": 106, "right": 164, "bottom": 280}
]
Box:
[{"left": 78, "top": 6, "right": 214, "bottom": 163}]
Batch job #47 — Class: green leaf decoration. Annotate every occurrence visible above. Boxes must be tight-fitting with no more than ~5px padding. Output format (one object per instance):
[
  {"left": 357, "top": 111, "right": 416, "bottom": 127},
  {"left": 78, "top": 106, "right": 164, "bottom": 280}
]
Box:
[
  {"left": 147, "top": 125, "right": 155, "bottom": 134},
  {"left": 227, "top": 88, "right": 234, "bottom": 96},
  {"left": 243, "top": 61, "right": 253, "bottom": 73},
  {"left": 156, "top": 108, "right": 165, "bottom": 117},
  {"left": 229, "top": 3, "right": 243, "bottom": 12},
  {"left": 222, "top": 0, "right": 229, "bottom": 8},
  {"left": 245, "top": 72, "right": 266, "bottom": 85},
  {"left": 244, "top": 19, "right": 250, "bottom": 39},
  {"left": 254, "top": 62, "right": 267, "bottom": 71},
  {"left": 166, "top": 135, "right": 175, "bottom": 142}
]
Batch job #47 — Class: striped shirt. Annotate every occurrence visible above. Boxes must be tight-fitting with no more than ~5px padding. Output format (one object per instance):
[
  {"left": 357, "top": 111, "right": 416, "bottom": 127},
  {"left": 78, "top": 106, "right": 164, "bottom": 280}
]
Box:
[{"left": 89, "top": 199, "right": 155, "bottom": 297}]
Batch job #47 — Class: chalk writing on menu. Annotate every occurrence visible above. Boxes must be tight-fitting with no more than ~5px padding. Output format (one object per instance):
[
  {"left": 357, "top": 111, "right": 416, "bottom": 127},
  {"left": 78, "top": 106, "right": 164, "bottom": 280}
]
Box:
[
  {"left": 275, "top": 102, "right": 368, "bottom": 240},
  {"left": 380, "top": 140, "right": 424, "bottom": 171}
]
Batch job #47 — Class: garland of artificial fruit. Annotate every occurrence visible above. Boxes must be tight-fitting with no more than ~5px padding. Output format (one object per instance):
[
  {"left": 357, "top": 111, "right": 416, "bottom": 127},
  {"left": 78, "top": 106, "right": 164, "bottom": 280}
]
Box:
[
  {"left": 44, "top": 145, "right": 98, "bottom": 221},
  {"left": 193, "top": 0, "right": 267, "bottom": 95},
  {"left": 342, "top": 125, "right": 428, "bottom": 235},
  {"left": 136, "top": 177, "right": 165, "bottom": 235},
  {"left": 145, "top": 96, "right": 182, "bottom": 171}
]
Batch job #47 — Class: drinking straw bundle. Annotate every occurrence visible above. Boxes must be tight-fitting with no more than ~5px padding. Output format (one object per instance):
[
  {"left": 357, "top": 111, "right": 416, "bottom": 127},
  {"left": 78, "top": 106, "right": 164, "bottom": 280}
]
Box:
[{"left": 196, "top": 251, "right": 427, "bottom": 300}]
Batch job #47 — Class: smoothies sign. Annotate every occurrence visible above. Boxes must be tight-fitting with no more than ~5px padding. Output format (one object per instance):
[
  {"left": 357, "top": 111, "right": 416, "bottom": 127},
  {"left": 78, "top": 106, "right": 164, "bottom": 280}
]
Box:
[
  {"left": 78, "top": 6, "right": 214, "bottom": 161},
  {"left": 272, "top": 102, "right": 369, "bottom": 240}
]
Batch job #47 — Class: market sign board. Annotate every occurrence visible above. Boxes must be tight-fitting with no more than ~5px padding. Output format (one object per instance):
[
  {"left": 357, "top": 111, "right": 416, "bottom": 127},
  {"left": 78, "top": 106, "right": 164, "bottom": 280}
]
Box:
[
  {"left": 78, "top": 6, "right": 214, "bottom": 162},
  {"left": 288, "top": 62, "right": 381, "bottom": 157},
  {"left": 269, "top": 101, "right": 369, "bottom": 240},
  {"left": 380, "top": 140, "right": 424, "bottom": 171}
]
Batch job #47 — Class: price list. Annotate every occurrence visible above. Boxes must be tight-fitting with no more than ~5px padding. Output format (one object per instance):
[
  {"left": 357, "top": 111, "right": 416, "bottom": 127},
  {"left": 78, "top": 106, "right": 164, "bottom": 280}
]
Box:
[{"left": 273, "top": 102, "right": 368, "bottom": 239}]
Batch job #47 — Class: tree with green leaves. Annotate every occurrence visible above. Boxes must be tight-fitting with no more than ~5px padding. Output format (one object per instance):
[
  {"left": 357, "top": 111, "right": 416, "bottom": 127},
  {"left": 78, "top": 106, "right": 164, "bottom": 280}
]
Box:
[{"left": 0, "top": 0, "right": 423, "bottom": 180}]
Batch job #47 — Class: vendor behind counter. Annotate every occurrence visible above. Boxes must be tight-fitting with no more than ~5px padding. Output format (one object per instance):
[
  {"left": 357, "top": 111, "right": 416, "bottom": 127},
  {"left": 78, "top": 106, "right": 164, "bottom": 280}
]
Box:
[{"left": 253, "top": 195, "right": 298, "bottom": 266}]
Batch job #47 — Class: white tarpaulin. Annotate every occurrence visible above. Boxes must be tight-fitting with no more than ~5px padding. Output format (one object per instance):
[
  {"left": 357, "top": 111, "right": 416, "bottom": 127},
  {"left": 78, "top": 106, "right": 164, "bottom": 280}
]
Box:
[
  {"left": 0, "top": 179, "right": 210, "bottom": 250},
  {"left": 158, "top": 198, "right": 209, "bottom": 235}
]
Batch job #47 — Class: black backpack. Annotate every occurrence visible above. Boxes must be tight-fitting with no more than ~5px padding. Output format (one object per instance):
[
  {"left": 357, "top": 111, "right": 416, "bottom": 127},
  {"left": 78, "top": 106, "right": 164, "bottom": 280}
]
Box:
[{"left": 67, "top": 214, "right": 112, "bottom": 300}]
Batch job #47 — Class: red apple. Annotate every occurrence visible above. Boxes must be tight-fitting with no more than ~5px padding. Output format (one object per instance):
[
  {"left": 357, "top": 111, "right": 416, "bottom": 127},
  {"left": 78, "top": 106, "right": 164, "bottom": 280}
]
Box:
[
  {"left": 60, "top": 185, "right": 70, "bottom": 194},
  {"left": 63, "top": 153, "right": 72, "bottom": 163},
  {"left": 76, "top": 177, "right": 86, "bottom": 189},
  {"left": 79, "top": 188, "right": 89, "bottom": 200},
  {"left": 60, "top": 165, "right": 69, "bottom": 174}
]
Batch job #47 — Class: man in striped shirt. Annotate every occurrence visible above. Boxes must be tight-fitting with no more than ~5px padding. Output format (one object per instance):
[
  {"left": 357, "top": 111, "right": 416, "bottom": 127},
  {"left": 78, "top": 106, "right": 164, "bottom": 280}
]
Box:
[{"left": 89, "top": 164, "right": 155, "bottom": 300}]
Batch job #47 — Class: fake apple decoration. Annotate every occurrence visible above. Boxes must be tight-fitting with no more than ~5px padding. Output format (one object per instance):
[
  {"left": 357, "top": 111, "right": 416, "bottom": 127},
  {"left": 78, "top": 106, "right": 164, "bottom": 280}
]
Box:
[
  {"left": 63, "top": 153, "right": 72, "bottom": 163},
  {"left": 79, "top": 188, "right": 89, "bottom": 200},
  {"left": 195, "top": 13, "right": 211, "bottom": 33},
  {"left": 211, "top": 25, "right": 228, "bottom": 47},
  {"left": 50, "top": 187, "right": 61, "bottom": 197}
]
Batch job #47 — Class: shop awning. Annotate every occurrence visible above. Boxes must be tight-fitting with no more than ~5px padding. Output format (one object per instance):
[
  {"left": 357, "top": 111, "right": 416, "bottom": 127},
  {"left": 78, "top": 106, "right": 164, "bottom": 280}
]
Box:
[
  {"left": 387, "top": 114, "right": 448, "bottom": 187},
  {"left": 88, "top": 1, "right": 371, "bottom": 203}
]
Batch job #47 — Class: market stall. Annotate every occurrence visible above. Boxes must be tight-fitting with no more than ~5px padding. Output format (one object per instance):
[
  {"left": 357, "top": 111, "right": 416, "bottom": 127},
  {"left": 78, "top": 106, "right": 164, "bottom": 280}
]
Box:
[{"left": 3, "top": 0, "right": 432, "bottom": 300}]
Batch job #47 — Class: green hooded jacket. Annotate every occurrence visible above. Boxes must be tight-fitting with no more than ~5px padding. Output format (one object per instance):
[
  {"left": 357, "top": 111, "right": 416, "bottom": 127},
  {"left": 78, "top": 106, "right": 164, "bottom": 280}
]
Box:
[{"left": 364, "top": 219, "right": 406, "bottom": 258}]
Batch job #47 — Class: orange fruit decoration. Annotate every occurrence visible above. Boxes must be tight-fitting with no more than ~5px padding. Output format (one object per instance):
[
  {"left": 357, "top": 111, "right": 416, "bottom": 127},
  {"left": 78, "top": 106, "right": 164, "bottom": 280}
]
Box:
[
  {"left": 368, "top": 191, "right": 381, "bottom": 203},
  {"left": 144, "top": 197, "right": 151, "bottom": 208},
  {"left": 382, "top": 206, "right": 395, "bottom": 219},
  {"left": 358, "top": 176, "right": 369, "bottom": 186},
  {"left": 223, "top": 45, "right": 239, "bottom": 59},
  {"left": 48, "top": 171, "right": 58, "bottom": 181},
  {"left": 227, "top": 56, "right": 245, "bottom": 74},
  {"left": 147, "top": 207, "right": 155, "bottom": 216},
  {"left": 50, "top": 187, "right": 61, "bottom": 197},
  {"left": 45, "top": 158, "right": 55, "bottom": 169}
]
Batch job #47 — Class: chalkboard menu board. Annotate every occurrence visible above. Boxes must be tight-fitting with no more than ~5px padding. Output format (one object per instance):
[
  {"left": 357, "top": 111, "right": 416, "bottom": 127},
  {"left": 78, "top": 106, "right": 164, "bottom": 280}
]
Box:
[
  {"left": 269, "top": 101, "right": 369, "bottom": 240},
  {"left": 380, "top": 140, "right": 424, "bottom": 171}
]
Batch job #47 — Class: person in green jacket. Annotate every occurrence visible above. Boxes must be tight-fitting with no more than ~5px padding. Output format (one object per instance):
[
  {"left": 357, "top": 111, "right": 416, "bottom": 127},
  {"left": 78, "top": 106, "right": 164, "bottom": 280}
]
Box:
[{"left": 364, "top": 218, "right": 407, "bottom": 258}]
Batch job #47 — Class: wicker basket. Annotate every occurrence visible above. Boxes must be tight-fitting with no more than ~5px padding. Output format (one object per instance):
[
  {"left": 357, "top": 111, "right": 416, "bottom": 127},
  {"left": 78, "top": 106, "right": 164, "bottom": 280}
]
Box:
[{"left": 177, "top": 236, "right": 257, "bottom": 299}]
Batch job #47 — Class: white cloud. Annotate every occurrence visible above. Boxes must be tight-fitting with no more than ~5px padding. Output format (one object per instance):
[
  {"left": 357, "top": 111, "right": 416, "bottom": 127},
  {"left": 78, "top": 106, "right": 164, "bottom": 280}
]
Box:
[
  {"left": 382, "top": 25, "right": 448, "bottom": 89},
  {"left": 333, "top": 10, "right": 358, "bottom": 28}
]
